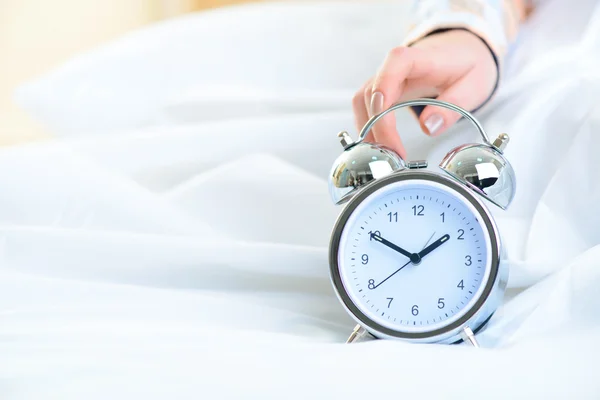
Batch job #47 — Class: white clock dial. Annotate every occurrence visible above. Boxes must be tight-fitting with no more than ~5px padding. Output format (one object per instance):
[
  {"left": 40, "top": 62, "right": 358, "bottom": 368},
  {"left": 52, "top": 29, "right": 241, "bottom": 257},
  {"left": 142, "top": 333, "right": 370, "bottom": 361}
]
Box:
[{"left": 336, "top": 177, "right": 493, "bottom": 334}]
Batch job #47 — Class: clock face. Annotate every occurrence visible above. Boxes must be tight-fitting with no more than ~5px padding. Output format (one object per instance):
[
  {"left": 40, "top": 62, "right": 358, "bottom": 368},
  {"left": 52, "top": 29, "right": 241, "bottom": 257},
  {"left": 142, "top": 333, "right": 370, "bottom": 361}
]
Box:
[{"left": 333, "top": 174, "right": 495, "bottom": 337}]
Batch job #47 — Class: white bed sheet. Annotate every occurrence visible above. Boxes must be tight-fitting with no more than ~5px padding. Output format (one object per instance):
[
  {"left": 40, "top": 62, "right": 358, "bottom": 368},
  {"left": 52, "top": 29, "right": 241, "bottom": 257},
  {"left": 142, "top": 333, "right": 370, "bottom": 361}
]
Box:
[{"left": 3, "top": 1, "right": 600, "bottom": 398}]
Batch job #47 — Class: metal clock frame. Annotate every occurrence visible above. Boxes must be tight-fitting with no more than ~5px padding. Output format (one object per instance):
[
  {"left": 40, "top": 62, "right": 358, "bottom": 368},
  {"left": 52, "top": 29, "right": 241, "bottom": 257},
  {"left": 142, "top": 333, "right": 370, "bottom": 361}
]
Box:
[{"left": 329, "top": 170, "right": 508, "bottom": 345}]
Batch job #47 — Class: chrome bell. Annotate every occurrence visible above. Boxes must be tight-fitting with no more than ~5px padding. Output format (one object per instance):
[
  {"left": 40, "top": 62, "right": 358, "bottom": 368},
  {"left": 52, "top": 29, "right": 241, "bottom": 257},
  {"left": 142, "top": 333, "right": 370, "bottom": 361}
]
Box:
[
  {"left": 328, "top": 99, "right": 516, "bottom": 209},
  {"left": 439, "top": 133, "right": 516, "bottom": 210},
  {"left": 329, "top": 131, "right": 405, "bottom": 204}
]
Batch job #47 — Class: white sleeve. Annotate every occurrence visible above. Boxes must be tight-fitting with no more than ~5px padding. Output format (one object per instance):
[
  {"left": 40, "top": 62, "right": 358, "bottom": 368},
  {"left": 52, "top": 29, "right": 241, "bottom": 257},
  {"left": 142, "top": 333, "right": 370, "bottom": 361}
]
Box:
[{"left": 403, "top": 0, "right": 524, "bottom": 65}]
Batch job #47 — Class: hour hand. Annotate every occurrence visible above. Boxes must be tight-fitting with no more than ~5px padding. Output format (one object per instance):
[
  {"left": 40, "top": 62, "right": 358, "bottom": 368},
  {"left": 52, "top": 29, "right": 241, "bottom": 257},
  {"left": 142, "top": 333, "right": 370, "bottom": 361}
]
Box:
[
  {"left": 370, "top": 233, "right": 413, "bottom": 259},
  {"left": 417, "top": 234, "right": 450, "bottom": 259}
]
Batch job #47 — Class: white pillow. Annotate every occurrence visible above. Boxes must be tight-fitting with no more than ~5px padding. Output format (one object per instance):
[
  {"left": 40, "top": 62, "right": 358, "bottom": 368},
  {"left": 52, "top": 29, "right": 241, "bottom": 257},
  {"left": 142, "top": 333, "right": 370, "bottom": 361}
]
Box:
[{"left": 15, "top": 1, "right": 410, "bottom": 136}]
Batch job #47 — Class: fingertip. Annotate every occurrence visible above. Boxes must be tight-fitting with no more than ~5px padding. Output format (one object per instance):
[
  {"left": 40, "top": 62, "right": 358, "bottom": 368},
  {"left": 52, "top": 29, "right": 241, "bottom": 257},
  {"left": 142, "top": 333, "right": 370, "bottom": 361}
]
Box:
[
  {"left": 419, "top": 103, "right": 464, "bottom": 137},
  {"left": 395, "top": 145, "right": 407, "bottom": 161},
  {"left": 364, "top": 132, "right": 375, "bottom": 143},
  {"left": 380, "top": 138, "right": 407, "bottom": 160},
  {"left": 421, "top": 112, "right": 446, "bottom": 136},
  {"left": 372, "top": 115, "right": 407, "bottom": 159}
]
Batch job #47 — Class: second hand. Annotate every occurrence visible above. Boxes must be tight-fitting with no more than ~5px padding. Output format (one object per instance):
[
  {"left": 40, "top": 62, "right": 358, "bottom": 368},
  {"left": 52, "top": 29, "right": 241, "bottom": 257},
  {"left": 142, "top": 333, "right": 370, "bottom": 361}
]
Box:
[{"left": 371, "top": 231, "right": 437, "bottom": 290}]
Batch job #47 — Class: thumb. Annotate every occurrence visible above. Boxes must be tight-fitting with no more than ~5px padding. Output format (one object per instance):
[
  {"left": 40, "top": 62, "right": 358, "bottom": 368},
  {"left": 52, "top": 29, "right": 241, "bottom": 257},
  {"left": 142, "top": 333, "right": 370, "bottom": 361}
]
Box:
[{"left": 419, "top": 72, "right": 491, "bottom": 137}]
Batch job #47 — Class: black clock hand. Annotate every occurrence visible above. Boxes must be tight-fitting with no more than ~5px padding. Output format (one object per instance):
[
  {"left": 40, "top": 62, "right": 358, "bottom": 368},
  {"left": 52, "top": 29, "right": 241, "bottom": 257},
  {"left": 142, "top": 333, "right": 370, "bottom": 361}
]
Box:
[
  {"left": 370, "top": 233, "right": 414, "bottom": 260},
  {"left": 372, "top": 259, "right": 412, "bottom": 289},
  {"left": 417, "top": 234, "right": 450, "bottom": 259},
  {"left": 371, "top": 233, "right": 440, "bottom": 290}
]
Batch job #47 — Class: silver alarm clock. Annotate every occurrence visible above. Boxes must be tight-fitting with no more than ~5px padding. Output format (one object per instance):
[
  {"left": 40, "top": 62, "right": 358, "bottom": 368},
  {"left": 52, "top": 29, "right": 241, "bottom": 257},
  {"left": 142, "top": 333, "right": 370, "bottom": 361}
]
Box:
[{"left": 328, "top": 99, "right": 514, "bottom": 347}]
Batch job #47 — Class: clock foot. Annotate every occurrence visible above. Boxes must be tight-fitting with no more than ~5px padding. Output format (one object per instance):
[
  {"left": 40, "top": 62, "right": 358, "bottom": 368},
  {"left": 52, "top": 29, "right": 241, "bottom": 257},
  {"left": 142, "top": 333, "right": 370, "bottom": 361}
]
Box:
[
  {"left": 460, "top": 326, "right": 480, "bottom": 348},
  {"left": 346, "top": 324, "right": 367, "bottom": 344}
]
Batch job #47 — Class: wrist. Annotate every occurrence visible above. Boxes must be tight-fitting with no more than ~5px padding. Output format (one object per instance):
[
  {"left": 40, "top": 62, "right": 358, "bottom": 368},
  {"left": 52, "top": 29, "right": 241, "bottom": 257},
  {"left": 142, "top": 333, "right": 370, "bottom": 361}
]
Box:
[
  {"left": 409, "top": 28, "right": 500, "bottom": 116},
  {"left": 415, "top": 28, "right": 498, "bottom": 76},
  {"left": 401, "top": 1, "right": 519, "bottom": 110}
]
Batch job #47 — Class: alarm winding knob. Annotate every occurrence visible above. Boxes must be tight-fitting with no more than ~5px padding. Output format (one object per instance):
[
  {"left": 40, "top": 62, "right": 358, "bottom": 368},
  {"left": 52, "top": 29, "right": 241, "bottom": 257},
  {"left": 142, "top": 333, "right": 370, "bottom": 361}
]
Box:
[
  {"left": 338, "top": 131, "right": 355, "bottom": 149},
  {"left": 492, "top": 133, "right": 510, "bottom": 152}
]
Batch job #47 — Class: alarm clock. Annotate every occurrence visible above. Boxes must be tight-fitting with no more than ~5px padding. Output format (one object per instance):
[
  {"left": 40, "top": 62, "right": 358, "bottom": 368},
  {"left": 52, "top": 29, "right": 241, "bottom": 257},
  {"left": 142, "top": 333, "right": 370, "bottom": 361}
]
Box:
[{"left": 327, "top": 99, "right": 514, "bottom": 347}]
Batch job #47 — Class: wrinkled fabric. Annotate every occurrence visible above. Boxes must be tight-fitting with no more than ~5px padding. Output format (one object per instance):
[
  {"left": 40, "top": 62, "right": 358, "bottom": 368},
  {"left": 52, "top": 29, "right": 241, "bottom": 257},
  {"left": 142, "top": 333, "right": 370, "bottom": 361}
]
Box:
[{"left": 3, "top": 1, "right": 600, "bottom": 399}]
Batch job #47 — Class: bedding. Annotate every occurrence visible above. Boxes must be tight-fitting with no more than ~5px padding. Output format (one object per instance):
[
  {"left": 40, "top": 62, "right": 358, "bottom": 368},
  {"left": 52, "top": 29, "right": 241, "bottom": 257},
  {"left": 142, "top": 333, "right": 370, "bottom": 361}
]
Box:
[{"left": 3, "top": 0, "right": 600, "bottom": 398}]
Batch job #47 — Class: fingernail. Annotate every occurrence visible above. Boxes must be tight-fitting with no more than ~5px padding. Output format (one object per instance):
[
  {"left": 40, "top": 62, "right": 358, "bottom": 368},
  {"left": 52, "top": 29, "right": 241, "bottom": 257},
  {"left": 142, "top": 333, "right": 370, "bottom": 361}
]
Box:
[
  {"left": 370, "top": 91, "right": 384, "bottom": 117},
  {"left": 424, "top": 114, "right": 444, "bottom": 136}
]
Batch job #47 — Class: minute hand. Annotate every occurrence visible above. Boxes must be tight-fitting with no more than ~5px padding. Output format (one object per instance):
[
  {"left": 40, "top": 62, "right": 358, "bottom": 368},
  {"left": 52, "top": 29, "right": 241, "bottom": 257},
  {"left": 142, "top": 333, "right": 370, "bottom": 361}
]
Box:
[
  {"left": 417, "top": 234, "right": 450, "bottom": 259},
  {"left": 370, "top": 233, "right": 413, "bottom": 259}
]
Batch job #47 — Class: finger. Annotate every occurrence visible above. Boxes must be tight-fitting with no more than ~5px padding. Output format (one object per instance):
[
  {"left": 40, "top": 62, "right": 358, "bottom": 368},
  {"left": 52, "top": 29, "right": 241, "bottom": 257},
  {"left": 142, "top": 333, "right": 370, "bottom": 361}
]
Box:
[
  {"left": 371, "top": 100, "right": 405, "bottom": 159},
  {"left": 368, "top": 47, "right": 440, "bottom": 158},
  {"left": 419, "top": 69, "right": 494, "bottom": 137},
  {"left": 362, "top": 79, "right": 376, "bottom": 143},
  {"left": 352, "top": 79, "right": 374, "bottom": 143},
  {"left": 369, "top": 74, "right": 404, "bottom": 158},
  {"left": 371, "top": 46, "right": 439, "bottom": 102}
]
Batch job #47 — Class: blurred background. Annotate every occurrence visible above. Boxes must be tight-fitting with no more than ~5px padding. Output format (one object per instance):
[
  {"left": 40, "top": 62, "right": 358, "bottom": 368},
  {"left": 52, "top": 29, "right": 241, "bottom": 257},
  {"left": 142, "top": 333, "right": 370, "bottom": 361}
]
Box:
[{"left": 0, "top": 0, "right": 259, "bottom": 146}]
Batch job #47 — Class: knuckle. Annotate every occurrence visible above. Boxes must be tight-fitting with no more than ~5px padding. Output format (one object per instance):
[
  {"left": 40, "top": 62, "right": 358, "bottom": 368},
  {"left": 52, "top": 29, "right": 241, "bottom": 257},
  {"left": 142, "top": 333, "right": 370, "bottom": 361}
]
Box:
[
  {"left": 441, "top": 96, "right": 465, "bottom": 112},
  {"left": 441, "top": 95, "right": 460, "bottom": 106},
  {"left": 352, "top": 90, "right": 365, "bottom": 107},
  {"left": 371, "top": 75, "right": 385, "bottom": 89},
  {"left": 371, "top": 75, "right": 390, "bottom": 94},
  {"left": 388, "top": 46, "right": 408, "bottom": 58}
]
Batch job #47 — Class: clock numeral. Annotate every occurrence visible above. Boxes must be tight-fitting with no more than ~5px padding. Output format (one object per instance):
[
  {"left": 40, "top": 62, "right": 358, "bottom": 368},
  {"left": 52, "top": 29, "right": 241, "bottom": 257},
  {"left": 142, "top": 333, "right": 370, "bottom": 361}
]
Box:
[
  {"left": 361, "top": 254, "right": 369, "bottom": 265},
  {"left": 386, "top": 297, "right": 394, "bottom": 308},
  {"left": 411, "top": 305, "right": 419, "bottom": 316},
  {"left": 457, "top": 280, "right": 465, "bottom": 290},
  {"left": 440, "top": 212, "right": 445, "bottom": 223},
  {"left": 437, "top": 298, "right": 445, "bottom": 309},
  {"left": 368, "top": 279, "right": 375, "bottom": 290},
  {"left": 457, "top": 229, "right": 465, "bottom": 240},
  {"left": 368, "top": 230, "right": 381, "bottom": 241},
  {"left": 412, "top": 205, "right": 424, "bottom": 216},
  {"left": 465, "top": 255, "right": 472, "bottom": 266},
  {"left": 387, "top": 212, "right": 398, "bottom": 222}
]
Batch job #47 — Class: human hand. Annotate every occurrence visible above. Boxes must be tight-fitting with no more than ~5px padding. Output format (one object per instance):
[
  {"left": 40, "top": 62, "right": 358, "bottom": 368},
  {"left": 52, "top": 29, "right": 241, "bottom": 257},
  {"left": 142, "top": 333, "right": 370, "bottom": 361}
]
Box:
[{"left": 353, "top": 29, "right": 498, "bottom": 159}]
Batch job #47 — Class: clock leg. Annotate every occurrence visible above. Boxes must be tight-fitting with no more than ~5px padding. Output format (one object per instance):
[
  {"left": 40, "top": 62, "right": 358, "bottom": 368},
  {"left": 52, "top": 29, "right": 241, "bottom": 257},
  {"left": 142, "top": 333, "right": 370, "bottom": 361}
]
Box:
[
  {"left": 346, "top": 324, "right": 367, "bottom": 344},
  {"left": 460, "top": 326, "right": 480, "bottom": 348}
]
